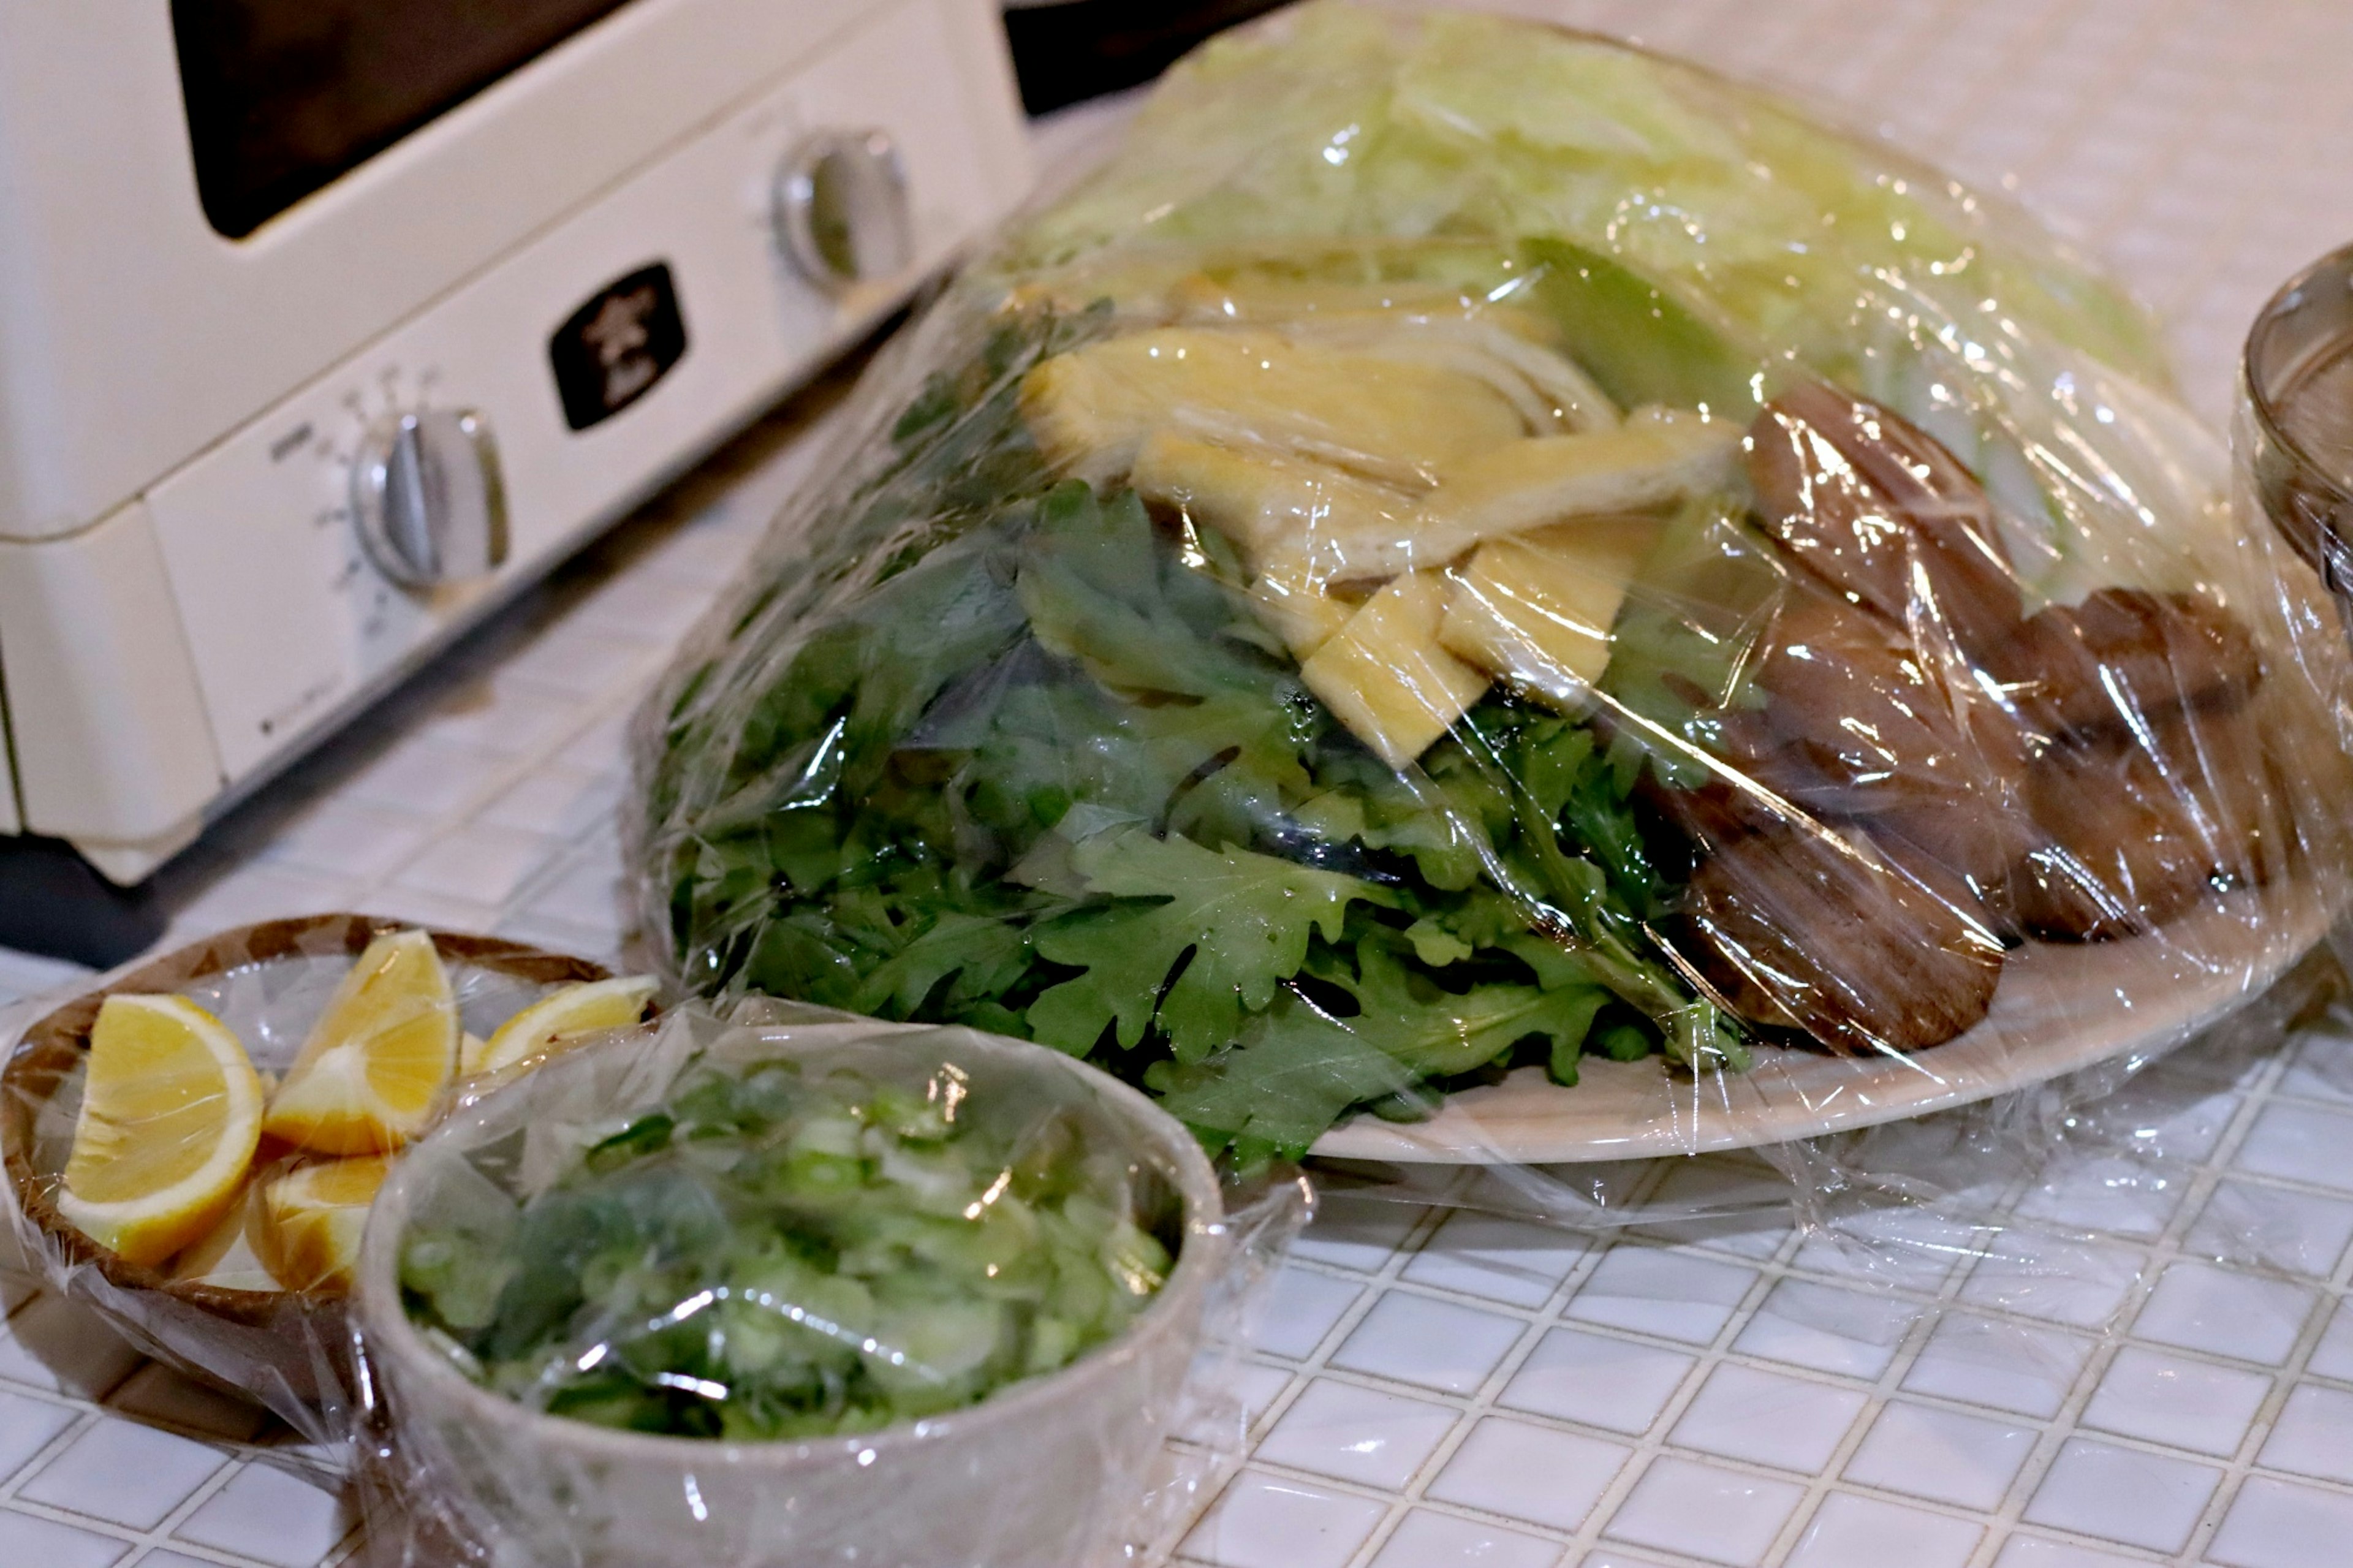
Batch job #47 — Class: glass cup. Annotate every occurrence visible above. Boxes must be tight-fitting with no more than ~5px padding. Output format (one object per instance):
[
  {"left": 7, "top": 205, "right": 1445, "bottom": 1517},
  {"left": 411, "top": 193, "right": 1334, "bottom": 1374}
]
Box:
[{"left": 2244, "top": 240, "right": 2353, "bottom": 620}]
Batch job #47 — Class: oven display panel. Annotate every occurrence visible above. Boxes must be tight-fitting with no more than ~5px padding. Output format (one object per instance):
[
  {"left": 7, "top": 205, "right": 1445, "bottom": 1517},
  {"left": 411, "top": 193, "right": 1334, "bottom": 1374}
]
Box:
[{"left": 172, "top": 0, "right": 634, "bottom": 239}]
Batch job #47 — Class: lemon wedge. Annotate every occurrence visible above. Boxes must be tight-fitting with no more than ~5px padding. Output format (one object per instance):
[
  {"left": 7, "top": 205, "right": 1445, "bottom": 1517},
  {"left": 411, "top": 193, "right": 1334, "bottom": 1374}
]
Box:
[
  {"left": 59, "top": 994, "right": 265, "bottom": 1269},
  {"left": 254, "top": 1155, "right": 393, "bottom": 1295},
  {"left": 263, "top": 930, "right": 457, "bottom": 1156},
  {"left": 474, "top": 976, "right": 658, "bottom": 1076}
]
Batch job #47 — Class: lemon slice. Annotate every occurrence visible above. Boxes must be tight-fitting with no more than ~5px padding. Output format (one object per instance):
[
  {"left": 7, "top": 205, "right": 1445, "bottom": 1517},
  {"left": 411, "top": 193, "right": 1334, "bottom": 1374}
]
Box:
[
  {"left": 474, "top": 976, "right": 658, "bottom": 1076},
  {"left": 263, "top": 930, "right": 458, "bottom": 1156},
  {"left": 254, "top": 1155, "right": 393, "bottom": 1295},
  {"left": 59, "top": 994, "right": 265, "bottom": 1269}
]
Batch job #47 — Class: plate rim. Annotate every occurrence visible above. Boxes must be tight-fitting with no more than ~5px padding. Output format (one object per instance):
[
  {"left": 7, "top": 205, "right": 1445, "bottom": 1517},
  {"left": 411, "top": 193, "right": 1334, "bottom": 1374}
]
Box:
[{"left": 1311, "top": 874, "right": 2343, "bottom": 1165}]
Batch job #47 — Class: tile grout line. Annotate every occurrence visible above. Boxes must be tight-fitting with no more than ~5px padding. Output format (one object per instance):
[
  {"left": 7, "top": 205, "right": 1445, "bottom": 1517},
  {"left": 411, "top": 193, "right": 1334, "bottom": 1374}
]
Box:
[
  {"left": 1199, "top": 1025, "right": 2353, "bottom": 1568},
  {"left": 1336, "top": 1208, "right": 1629, "bottom": 1567}
]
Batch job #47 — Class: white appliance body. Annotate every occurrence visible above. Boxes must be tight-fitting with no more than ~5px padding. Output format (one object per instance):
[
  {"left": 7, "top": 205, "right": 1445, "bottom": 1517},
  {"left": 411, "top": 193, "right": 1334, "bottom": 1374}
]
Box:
[{"left": 0, "top": 0, "right": 1033, "bottom": 881}]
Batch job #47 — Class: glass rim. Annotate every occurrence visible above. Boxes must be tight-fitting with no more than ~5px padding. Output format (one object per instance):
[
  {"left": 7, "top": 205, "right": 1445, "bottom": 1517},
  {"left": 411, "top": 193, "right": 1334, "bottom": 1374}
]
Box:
[{"left": 2245, "top": 238, "right": 2353, "bottom": 513}]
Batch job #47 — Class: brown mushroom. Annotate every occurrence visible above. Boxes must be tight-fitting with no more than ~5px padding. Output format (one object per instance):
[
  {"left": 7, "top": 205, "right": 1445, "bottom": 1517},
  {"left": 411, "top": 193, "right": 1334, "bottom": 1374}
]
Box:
[
  {"left": 1746, "top": 382, "right": 2023, "bottom": 661},
  {"left": 1986, "top": 587, "right": 2261, "bottom": 740},
  {"left": 1675, "top": 824, "right": 2006, "bottom": 1054},
  {"left": 1696, "top": 586, "right": 2034, "bottom": 905},
  {"left": 2009, "top": 703, "right": 2281, "bottom": 942}
]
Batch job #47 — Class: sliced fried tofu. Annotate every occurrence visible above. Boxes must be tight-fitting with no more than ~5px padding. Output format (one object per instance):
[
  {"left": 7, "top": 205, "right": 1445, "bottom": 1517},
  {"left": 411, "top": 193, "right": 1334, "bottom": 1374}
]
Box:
[
  {"left": 1136, "top": 415, "right": 1725, "bottom": 586},
  {"left": 1020, "top": 327, "right": 1525, "bottom": 486},
  {"left": 1131, "top": 429, "right": 1419, "bottom": 574},
  {"left": 1248, "top": 567, "right": 1360, "bottom": 659},
  {"left": 1438, "top": 517, "right": 1661, "bottom": 708},
  {"left": 1164, "top": 278, "right": 1617, "bottom": 433},
  {"left": 1415, "top": 410, "right": 1740, "bottom": 559},
  {"left": 1300, "top": 572, "right": 1491, "bottom": 769}
]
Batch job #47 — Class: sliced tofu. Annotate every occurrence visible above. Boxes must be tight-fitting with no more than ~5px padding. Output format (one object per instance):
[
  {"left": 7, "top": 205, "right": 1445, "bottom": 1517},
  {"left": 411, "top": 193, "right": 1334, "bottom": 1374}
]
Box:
[
  {"left": 1300, "top": 572, "right": 1491, "bottom": 770},
  {"left": 1225, "top": 408, "right": 1735, "bottom": 582},
  {"left": 1164, "top": 275, "right": 1613, "bottom": 430},
  {"left": 1019, "top": 327, "right": 1526, "bottom": 487},
  {"left": 1248, "top": 568, "right": 1360, "bottom": 659},
  {"left": 1131, "top": 429, "right": 1418, "bottom": 571},
  {"left": 1415, "top": 409, "right": 1740, "bottom": 559},
  {"left": 1439, "top": 518, "right": 1663, "bottom": 709}
]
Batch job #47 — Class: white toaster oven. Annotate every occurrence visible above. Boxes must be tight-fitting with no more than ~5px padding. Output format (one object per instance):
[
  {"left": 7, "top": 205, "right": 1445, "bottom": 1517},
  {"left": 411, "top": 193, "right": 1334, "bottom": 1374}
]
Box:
[{"left": 0, "top": 0, "right": 1032, "bottom": 895}]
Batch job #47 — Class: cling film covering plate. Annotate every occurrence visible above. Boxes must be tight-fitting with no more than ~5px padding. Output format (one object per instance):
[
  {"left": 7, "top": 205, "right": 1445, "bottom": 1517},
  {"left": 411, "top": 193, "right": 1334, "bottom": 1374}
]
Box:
[{"left": 636, "top": 1, "right": 2353, "bottom": 1174}]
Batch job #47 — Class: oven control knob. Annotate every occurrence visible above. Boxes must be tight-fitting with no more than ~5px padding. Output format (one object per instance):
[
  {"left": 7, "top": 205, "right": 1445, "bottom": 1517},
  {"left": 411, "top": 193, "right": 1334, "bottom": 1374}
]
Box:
[
  {"left": 351, "top": 408, "right": 509, "bottom": 589},
  {"left": 775, "top": 129, "right": 915, "bottom": 291}
]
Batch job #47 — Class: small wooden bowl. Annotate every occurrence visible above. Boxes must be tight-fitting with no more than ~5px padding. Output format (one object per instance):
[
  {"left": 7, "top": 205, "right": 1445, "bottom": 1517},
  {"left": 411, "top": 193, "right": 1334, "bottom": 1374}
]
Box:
[{"left": 1, "top": 914, "right": 614, "bottom": 1430}]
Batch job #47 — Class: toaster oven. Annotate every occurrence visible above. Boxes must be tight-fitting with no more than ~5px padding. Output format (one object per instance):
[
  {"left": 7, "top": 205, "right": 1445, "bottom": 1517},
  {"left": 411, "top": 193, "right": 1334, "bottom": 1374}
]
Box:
[{"left": 0, "top": 0, "right": 1031, "bottom": 942}]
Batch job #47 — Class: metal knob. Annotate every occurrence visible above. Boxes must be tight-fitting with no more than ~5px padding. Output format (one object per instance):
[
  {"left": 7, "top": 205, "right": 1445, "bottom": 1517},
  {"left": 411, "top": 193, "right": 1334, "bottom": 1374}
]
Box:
[
  {"left": 350, "top": 409, "right": 509, "bottom": 589},
  {"left": 775, "top": 129, "right": 915, "bottom": 292}
]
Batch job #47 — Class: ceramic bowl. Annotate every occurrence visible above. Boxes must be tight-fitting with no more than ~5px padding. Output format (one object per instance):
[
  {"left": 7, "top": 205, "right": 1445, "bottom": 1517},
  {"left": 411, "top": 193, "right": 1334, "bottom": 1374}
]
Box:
[{"left": 355, "top": 1009, "right": 1226, "bottom": 1568}]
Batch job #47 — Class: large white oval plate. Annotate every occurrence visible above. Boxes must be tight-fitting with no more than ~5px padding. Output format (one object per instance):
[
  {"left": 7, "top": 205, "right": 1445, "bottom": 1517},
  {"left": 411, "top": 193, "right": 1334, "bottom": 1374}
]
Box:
[{"left": 1312, "top": 875, "right": 2340, "bottom": 1165}]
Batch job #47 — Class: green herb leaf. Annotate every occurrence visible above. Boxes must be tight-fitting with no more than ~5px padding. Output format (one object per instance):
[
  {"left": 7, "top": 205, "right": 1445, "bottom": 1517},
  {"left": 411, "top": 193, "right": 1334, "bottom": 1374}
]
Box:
[
  {"left": 1155, "top": 933, "right": 1610, "bottom": 1159},
  {"left": 1028, "top": 827, "right": 1396, "bottom": 1062}
]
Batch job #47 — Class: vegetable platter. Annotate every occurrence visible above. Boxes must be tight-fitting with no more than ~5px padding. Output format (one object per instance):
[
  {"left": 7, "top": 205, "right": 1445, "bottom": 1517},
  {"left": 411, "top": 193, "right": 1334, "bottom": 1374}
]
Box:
[{"left": 637, "top": 2, "right": 2353, "bottom": 1171}]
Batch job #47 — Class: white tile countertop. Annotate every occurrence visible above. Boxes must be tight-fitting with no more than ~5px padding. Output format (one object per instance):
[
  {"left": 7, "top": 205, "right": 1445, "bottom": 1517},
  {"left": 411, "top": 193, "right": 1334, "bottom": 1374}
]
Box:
[{"left": 6, "top": 0, "right": 2353, "bottom": 1564}]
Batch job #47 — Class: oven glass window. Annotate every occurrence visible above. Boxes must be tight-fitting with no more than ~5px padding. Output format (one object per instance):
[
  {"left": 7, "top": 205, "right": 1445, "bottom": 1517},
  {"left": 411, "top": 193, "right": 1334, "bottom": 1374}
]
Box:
[{"left": 173, "top": 0, "right": 635, "bottom": 239}]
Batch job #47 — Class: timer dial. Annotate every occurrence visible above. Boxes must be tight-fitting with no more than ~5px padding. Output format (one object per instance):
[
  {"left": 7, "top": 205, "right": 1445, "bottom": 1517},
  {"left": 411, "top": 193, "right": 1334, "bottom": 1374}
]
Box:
[
  {"left": 350, "top": 408, "right": 509, "bottom": 588},
  {"left": 774, "top": 129, "right": 915, "bottom": 291}
]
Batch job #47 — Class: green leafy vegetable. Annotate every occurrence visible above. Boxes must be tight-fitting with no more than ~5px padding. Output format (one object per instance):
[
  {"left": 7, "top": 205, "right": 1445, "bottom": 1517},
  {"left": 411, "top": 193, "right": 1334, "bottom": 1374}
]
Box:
[
  {"left": 1522, "top": 238, "right": 1760, "bottom": 418},
  {"left": 1018, "top": 5, "right": 2170, "bottom": 390},
  {"left": 1150, "top": 930, "right": 1612, "bottom": 1164},
  {"left": 1028, "top": 826, "right": 1398, "bottom": 1062},
  {"left": 400, "top": 1058, "right": 1171, "bottom": 1440},
  {"left": 644, "top": 352, "right": 1713, "bottom": 1164}
]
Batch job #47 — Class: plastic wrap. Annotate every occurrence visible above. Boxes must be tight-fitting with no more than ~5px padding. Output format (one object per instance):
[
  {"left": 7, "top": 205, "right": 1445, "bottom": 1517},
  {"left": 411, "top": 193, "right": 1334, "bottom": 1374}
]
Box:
[
  {"left": 1297, "top": 937, "right": 2353, "bottom": 1475},
  {"left": 1313, "top": 939, "right": 2349, "bottom": 1235},
  {"left": 2, "top": 922, "right": 1299, "bottom": 1565},
  {"left": 345, "top": 1001, "right": 1308, "bottom": 1568},
  {"left": 634, "top": 0, "right": 2353, "bottom": 1183},
  {"left": 0, "top": 914, "right": 620, "bottom": 1441}
]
